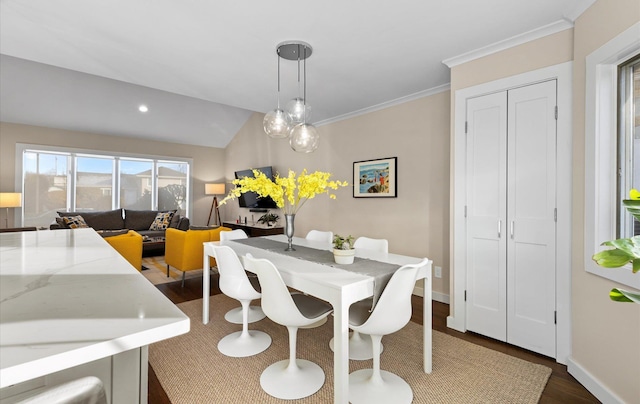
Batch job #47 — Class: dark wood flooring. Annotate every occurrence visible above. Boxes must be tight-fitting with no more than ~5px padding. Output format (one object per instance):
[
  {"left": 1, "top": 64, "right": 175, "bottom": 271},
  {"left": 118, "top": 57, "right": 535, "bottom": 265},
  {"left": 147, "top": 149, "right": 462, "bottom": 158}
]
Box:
[{"left": 148, "top": 274, "right": 600, "bottom": 404}]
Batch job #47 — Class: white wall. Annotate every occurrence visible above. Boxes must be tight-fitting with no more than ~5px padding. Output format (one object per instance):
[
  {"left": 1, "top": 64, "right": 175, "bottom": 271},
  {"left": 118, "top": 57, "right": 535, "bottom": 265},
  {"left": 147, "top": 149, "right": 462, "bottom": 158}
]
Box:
[{"left": 568, "top": 1, "right": 640, "bottom": 402}]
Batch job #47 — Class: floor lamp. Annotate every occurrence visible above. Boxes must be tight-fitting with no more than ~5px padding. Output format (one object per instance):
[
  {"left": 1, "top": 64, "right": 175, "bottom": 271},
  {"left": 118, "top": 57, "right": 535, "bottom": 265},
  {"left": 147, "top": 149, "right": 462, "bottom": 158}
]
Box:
[
  {"left": 0, "top": 193, "right": 22, "bottom": 229},
  {"left": 205, "top": 184, "right": 225, "bottom": 227}
]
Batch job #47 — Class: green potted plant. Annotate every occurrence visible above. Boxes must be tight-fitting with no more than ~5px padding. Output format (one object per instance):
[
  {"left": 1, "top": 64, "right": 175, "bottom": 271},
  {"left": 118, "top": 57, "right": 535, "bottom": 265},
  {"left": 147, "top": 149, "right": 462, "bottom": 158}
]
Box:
[
  {"left": 592, "top": 189, "right": 640, "bottom": 303},
  {"left": 257, "top": 213, "right": 279, "bottom": 227},
  {"left": 333, "top": 234, "right": 355, "bottom": 264}
]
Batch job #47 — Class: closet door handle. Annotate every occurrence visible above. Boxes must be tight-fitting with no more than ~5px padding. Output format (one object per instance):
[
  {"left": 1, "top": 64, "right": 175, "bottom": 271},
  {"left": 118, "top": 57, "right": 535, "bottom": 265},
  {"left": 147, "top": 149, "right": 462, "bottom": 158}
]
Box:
[
  {"left": 510, "top": 221, "right": 515, "bottom": 239},
  {"left": 498, "top": 220, "right": 502, "bottom": 238}
]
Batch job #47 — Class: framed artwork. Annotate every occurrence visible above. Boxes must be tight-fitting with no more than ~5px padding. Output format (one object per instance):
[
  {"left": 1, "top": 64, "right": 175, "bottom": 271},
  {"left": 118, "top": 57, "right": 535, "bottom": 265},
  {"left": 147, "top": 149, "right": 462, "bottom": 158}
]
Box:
[{"left": 353, "top": 157, "right": 397, "bottom": 198}]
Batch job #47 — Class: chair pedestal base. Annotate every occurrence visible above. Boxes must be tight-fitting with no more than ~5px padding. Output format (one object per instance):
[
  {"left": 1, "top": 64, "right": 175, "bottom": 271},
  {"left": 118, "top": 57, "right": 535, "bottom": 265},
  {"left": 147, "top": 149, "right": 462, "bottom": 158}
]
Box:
[
  {"left": 329, "top": 331, "right": 384, "bottom": 360},
  {"left": 348, "top": 369, "right": 413, "bottom": 404},
  {"left": 260, "top": 359, "right": 325, "bottom": 400},
  {"left": 224, "top": 305, "right": 265, "bottom": 324},
  {"left": 218, "top": 330, "right": 271, "bottom": 357}
]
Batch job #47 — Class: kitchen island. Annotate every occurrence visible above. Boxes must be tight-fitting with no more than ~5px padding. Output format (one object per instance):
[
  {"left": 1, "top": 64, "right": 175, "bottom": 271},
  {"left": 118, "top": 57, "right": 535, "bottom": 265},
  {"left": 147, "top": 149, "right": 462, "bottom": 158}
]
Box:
[{"left": 0, "top": 228, "right": 189, "bottom": 403}]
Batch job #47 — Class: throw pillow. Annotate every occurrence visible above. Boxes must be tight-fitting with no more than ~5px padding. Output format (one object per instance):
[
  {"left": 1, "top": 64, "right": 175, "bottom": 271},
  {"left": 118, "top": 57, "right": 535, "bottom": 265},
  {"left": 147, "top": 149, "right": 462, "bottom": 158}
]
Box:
[
  {"left": 149, "top": 211, "right": 174, "bottom": 230},
  {"left": 62, "top": 215, "right": 89, "bottom": 229},
  {"left": 55, "top": 217, "right": 68, "bottom": 228}
]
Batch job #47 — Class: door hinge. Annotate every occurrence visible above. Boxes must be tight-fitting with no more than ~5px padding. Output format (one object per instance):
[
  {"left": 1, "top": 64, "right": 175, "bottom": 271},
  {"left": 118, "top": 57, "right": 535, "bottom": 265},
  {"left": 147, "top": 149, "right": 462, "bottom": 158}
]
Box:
[
  {"left": 464, "top": 205, "right": 467, "bottom": 218},
  {"left": 554, "top": 208, "right": 557, "bottom": 222},
  {"left": 554, "top": 106, "right": 558, "bottom": 120},
  {"left": 554, "top": 311, "right": 557, "bottom": 324},
  {"left": 464, "top": 290, "right": 467, "bottom": 302},
  {"left": 465, "top": 121, "right": 468, "bottom": 134}
]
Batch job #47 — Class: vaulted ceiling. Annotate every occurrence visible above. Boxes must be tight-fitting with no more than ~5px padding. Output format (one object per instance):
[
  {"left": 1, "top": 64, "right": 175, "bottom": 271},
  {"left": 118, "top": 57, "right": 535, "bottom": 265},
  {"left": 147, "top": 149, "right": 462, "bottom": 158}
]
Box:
[{"left": 0, "top": 0, "right": 594, "bottom": 148}]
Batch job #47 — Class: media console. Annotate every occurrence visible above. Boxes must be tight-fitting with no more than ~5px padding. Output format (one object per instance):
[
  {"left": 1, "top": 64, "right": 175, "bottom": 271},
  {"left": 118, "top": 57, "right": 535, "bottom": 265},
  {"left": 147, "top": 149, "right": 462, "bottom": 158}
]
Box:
[{"left": 223, "top": 221, "right": 284, "bottom": 237}]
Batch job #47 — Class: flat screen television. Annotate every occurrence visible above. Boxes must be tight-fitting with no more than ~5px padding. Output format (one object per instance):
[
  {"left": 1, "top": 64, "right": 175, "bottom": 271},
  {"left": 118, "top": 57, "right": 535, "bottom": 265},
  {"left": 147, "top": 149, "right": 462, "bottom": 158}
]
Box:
[{"left": 234, "top": 166, "right": 278, "bottom": 209}]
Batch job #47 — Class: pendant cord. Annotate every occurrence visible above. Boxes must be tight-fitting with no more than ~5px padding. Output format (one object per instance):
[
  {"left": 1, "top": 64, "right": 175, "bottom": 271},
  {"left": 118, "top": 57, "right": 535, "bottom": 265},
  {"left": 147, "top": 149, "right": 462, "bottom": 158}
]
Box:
[
  {"left": 303, "top": 45, "right": 307, "bottom": 123},
  {"left": 297, "top": 44, "right": 301, "bottom": 101},
  {"left": 276, "top": 49, "right": 281, "bottom": 108}
]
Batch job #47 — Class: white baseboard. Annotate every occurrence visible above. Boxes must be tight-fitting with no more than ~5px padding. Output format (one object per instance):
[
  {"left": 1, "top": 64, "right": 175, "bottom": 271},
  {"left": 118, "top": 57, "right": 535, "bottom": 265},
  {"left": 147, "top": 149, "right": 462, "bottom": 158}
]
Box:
[
  {"left": 412, "top": 286, "right": 450, "bottom": 304},
  {"left": 446, "top": 315, "right": 465, "bottom": 332},
  {"left": 412, "top": 286, "right": 461, "bottom": 330},
  {"left": 567, "top": 357, "right": 624, "bottom": 404},
  {"left": 432, "top": 291, "right": 450, "bottom": 304}
]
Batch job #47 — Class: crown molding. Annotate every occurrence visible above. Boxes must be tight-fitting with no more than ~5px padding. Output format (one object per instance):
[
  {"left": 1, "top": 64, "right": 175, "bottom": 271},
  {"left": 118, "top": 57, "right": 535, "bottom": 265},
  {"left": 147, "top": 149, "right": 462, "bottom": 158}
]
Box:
[
  {"left": 442, "top": 19, "right": 574, "bottom": 68},
  {"left": 315, "top": 83, "right": 450, "bottom": 127}
]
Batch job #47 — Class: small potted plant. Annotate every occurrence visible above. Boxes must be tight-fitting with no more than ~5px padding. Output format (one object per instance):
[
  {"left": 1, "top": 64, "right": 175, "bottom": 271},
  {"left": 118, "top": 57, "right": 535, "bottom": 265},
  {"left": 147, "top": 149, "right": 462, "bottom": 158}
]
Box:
[
  {"left": 258, "top": 212, "right": 279, "bottom": 227},
  {"left": 333, "top": 234, "right": 355, "bottom": 264}
]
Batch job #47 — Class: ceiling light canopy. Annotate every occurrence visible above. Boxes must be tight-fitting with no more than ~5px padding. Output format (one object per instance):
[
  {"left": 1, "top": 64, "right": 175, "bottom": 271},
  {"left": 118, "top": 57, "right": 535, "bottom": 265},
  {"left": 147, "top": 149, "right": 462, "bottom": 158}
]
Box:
[{"left": 263, "top": 41, "right": 319, "bottom": 153}]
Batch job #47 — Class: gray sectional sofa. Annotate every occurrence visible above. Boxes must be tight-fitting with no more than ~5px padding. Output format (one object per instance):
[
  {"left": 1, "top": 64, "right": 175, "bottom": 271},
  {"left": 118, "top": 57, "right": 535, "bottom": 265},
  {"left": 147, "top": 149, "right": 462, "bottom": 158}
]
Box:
[{"left": 50, "top": 208, "right": 190, "bottom": 237}]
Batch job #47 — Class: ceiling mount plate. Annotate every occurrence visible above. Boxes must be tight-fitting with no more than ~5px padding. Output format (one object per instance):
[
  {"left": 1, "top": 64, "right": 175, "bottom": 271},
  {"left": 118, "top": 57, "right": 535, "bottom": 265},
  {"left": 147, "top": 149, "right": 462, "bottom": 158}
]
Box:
[{"left": 277, "top": 41, "right": 312, "bottom": 61}]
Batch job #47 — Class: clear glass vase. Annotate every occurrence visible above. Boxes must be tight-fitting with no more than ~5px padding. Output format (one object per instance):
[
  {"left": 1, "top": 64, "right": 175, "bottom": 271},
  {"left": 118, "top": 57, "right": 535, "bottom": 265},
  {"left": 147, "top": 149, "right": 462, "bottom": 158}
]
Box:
[{"left": 284, "top": 214, "right": 295, "bottom": 251}]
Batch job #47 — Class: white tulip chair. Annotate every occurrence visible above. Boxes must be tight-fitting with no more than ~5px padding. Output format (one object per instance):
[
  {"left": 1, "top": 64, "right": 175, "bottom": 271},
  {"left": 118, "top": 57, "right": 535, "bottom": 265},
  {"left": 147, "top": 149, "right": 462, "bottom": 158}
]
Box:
[
  {"left": 329, "top": 236, "right": 389, "bottom": 360},
  {"left": 218, "top": 229, "right": 266, "bottom": 325},
  {"left": 13, "top": 376, "right": 107, "bottom": 404},
  {"left": 348, "top": 258, "right": 429, "bottom": 404},
  {"left": 212, "top": 245, "right": 271, "bottom": 357},
  {"left": 305, "top": 229, "right": 333, "bottom": 243},
  {"left": 244, "top": 254, "right": 333, "bottom": 400}
]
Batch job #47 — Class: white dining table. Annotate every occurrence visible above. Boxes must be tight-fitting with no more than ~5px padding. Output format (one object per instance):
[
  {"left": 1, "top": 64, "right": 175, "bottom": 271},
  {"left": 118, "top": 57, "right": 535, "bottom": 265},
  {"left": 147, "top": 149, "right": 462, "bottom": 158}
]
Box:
[
  {"left": 202, "top": 234, "right": 432, "bottom": 404},
  {"left": 0, "top": 229, "right": 190, "bottom": 403}
]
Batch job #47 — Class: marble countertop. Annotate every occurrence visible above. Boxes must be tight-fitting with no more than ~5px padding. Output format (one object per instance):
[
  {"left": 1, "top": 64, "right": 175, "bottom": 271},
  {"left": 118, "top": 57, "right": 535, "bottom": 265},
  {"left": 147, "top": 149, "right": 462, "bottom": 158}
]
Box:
[{"left": 0, "top": 228, "right": 190, "bottom": 388}]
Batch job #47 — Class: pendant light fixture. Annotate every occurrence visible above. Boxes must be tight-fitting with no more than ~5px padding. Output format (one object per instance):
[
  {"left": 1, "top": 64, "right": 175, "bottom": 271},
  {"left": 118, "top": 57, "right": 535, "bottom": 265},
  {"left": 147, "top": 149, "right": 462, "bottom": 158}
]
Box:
[
  {"left": 286, "top": 97, "right": 310, "bottom": 125},
  {"left": 288, "top": 44, "right": 319, "bottom": 153},
  {"left": 263, "top": 46, "right": 291, "bottom": 138},
  {"left": 264, "top": 41, "right": 319, "bottom": 153},
  {"left": 285, "top": 52, "right": 310, "bottom": 125}
]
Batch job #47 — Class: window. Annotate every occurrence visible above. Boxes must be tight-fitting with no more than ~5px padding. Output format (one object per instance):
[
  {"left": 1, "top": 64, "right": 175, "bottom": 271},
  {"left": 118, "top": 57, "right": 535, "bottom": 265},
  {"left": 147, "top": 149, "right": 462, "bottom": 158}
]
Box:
[
  {"left": 22, "top": 151, "right": 69, "bottom": 227},
  {"left": 120, "top": 159, "right": 153, "bottom": 210},
  {"left": 18, "top": 145, "right": 192, "bottom": 228},
  {"left": 157, "top": 161, "right": 188, "bottom": 212},
  {"left": 76, "top": 155, "right": 114, "bottom": 211},
  {"left": 585, "top": 22, "right": 640, "bottom": 289},
  {"left": 618, "top": 55, "right": 640, "bottom": 238}
]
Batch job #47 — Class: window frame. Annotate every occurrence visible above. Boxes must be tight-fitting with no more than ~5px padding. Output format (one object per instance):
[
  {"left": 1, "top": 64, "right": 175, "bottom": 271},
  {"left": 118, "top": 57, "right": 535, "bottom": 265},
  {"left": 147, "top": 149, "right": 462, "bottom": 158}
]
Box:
[
  {"left": 584, "top": 22, "right": 640, "bottom": 289},
  {"left": 15, "top": 144, "right": 193, "bottom": 226},
  {"left": 617, "top": 56, "right": 639, "bottom": 239}
]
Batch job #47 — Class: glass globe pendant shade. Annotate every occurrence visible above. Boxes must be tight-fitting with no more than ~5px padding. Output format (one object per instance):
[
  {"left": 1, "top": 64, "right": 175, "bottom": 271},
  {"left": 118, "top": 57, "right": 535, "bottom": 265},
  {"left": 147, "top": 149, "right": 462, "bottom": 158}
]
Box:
[
  {"left": 286, "top": 98, "right": 311, "bottom": 124},
  {"left": 289, "top": 123, "right": 320, "bottom": 153},
  {"left": 263, "top": 108, "right": 291, "bottom": 138}
]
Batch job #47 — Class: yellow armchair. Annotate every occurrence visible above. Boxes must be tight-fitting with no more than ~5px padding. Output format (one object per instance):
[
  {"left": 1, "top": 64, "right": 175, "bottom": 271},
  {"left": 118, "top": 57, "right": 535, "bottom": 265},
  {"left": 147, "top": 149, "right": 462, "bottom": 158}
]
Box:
[
  {"left": 103, "top": 230, "right": 143, "bottom": 271},
  {"left": 165, "top": 227, "right": 231, "bottom": 286}
]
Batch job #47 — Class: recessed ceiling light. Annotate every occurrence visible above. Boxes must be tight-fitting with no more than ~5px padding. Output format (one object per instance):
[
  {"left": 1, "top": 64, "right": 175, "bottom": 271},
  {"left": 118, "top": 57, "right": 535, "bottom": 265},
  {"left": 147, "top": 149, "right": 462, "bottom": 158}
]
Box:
[{"left": 138, "top": 105, "right": 149, "bottom": 113}]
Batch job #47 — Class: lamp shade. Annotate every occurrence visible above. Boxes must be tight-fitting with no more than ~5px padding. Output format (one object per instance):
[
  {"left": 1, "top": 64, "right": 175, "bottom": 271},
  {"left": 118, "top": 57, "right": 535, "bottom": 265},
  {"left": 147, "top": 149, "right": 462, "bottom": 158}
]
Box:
[
  {"left": 289, "top": 123, "right": 320, "bottom": 153},
  {"left": 264, "top": 108, "right": 292, "bottom": 138},
  {"left": 205, "top": 183, "right": 226, "bottom": 195},
  {"left": 286, "top": 98, "right": 311, "bottom": 124},
  {"left": 0, "top": 193, "right": 21, "bottom": 208}
]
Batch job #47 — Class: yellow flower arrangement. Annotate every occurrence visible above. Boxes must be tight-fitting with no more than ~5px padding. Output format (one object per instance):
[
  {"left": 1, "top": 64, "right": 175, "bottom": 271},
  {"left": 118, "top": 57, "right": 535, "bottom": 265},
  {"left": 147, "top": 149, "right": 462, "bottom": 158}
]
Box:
[{"left": 220, "top": 169, "right": 349, "bottom": 215}]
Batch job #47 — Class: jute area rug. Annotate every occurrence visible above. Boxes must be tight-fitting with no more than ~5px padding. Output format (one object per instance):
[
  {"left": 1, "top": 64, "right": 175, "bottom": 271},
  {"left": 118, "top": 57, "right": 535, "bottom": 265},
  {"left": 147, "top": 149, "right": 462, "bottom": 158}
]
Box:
[
  {"left": 149, "top": 295, "right": 551, "bottom": 403},
  {"left": 141, "top": 256, "right": 203, "bottom": 285}
]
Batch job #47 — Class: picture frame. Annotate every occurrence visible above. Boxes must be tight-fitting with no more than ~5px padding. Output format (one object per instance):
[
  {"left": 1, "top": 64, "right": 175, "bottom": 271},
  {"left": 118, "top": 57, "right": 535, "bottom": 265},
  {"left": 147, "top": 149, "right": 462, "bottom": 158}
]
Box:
[{"left": 353, "top": 157, "right": 397, "bottom": 198}]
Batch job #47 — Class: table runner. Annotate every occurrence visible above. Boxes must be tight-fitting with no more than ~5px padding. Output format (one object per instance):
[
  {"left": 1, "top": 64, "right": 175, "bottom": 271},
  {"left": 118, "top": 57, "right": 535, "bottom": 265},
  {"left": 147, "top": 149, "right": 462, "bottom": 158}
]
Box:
[{"left": 233, "top": 237, "right": 399, "bottom": 307}]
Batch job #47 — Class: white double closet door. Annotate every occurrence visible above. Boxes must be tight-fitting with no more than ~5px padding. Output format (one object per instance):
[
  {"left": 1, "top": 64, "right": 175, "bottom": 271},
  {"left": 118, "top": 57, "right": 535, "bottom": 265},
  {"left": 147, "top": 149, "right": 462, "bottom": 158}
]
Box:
[{"left": 465, "top": 80, "right": 557, "bottom": 358}]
